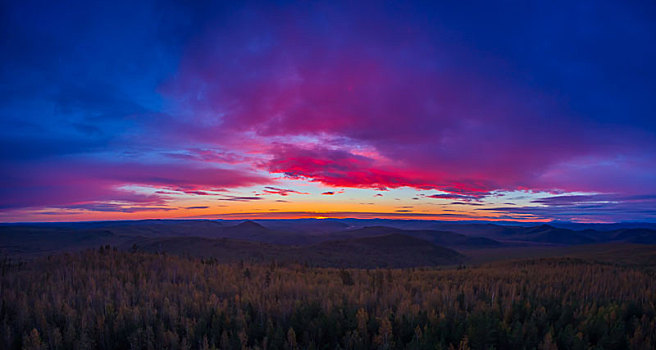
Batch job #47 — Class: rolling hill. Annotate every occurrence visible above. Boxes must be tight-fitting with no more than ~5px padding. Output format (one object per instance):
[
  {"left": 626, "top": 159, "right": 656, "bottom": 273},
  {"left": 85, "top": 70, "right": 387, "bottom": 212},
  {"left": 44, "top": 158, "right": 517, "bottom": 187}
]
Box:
[
  {"left": 321, "top": 226, "right": 501, "bottom": 247},
  {"left": 2, "top": 220, "right": 655, "bottom": 266},
  {"left": 129, "top": 233, "right": 464, "bottom": 268}
]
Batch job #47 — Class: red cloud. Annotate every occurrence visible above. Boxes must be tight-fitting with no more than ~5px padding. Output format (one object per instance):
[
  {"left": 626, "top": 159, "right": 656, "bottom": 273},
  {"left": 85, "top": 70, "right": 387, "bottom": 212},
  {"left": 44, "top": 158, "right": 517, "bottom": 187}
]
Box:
[
  {"left": 268, "top": 144, "right": 498, "bottom": 195},
  {"left": 268, "top": 145, "right": 440, "bottom": 191}
]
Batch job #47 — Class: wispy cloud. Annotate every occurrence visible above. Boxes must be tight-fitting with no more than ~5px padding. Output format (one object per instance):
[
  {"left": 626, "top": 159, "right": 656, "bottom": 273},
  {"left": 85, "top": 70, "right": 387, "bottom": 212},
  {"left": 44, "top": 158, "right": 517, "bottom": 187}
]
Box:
[
  {"left": 262, "top": 186, "right": 309, "bottom": 196},
  {"left": 65, "top": 203, "right": 175, "bottom": 213},
  {"left": 480, "top": 194, "right": 656, "bottom": 222},
  {"left": 218, "top": 196, "right": 263, "bottom": 202}
]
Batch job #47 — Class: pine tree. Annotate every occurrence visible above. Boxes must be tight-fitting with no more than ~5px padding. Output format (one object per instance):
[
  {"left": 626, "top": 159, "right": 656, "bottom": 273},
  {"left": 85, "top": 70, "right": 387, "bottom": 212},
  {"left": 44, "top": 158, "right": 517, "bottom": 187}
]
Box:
[
  {"left": 22, "top": 329, "right": 43, "bottom": 350},
  {"left": 286, "top": 327, "right": 297, "bottom": 350}
]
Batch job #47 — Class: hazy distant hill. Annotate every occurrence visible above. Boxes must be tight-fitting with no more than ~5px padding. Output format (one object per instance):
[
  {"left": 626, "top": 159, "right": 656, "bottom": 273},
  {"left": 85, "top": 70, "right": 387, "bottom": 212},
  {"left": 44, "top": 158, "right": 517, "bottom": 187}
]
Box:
[
  {"left": 216, "top": 221, "right": 318, "bottom": 244},
  {"left": 608, "top": 228, "right": 656, "bottom": 244},
  {"left": 425, "top": 223, "right": 656, "bottom": 245},
  {"left": 127, "top": 236, "right": 285, "bottom": 262},
  {"left": 322, "top": 226, "right": 501, "bottom": 247},
  {"left": 251, "top": 218, "right": 351, "bottom": 234},
  {"left": 0, "top": 226, "right": 120, "bottom": 257},
  {"left": 309, "top": 233, "right": 464, "bottom": 267},
  {"left": 2, "top": 220, "right": 655, "bottom": 263},
  {"left": 130, "top": 233, "right": 464, "bottom": 268},
  {"left": 518, "top": 225, "right": 596, "bottom": 245}
]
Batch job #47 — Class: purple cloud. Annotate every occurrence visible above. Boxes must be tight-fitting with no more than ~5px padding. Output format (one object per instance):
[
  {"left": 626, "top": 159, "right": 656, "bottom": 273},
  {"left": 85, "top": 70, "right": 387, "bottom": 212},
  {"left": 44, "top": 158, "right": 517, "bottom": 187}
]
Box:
[{"left": 262, "top": 186, "right": 309, "bottom": 196}]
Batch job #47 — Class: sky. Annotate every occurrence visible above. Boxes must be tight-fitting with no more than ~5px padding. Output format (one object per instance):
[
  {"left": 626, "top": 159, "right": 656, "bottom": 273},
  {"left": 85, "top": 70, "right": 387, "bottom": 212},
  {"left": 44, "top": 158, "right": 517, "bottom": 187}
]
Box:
[{"left": 1, "top": 0, "right": 656, "bottom": 223}]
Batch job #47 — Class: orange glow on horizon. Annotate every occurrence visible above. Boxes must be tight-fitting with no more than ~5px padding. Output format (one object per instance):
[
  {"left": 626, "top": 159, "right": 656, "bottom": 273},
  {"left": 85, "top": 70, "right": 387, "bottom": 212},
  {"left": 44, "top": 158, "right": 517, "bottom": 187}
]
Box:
[{"left": 1, "top": 206, "right": 551, "bottom": 223}]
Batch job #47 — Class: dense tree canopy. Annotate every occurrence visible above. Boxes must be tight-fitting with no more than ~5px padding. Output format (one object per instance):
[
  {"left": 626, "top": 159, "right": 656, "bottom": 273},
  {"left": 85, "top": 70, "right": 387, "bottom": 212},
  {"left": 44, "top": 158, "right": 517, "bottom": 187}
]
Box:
[{"left": 1, "top": 248, "right": 655, "bottom": 349}]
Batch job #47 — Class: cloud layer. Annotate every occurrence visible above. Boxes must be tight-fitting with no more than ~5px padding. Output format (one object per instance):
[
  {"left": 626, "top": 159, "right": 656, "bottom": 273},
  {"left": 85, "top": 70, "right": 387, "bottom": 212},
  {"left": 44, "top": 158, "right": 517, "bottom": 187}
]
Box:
[{"left": 2, "top": 0, "right": 656, "bottom": 222}]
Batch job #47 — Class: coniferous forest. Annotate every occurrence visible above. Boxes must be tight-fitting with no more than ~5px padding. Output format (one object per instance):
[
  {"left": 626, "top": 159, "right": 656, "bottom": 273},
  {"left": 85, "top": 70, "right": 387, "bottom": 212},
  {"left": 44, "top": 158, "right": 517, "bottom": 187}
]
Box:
[{"left": 2, "top": 247, "right": 655, "bottom": 350}]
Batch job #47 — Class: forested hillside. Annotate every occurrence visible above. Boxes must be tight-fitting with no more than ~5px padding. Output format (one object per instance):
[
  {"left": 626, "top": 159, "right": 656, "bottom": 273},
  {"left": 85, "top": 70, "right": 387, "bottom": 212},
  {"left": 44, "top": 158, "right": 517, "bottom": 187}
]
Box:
[
  {"left": 2, "top": 248, "right": 655, "bottom": 349},
  {"left": 4, "top": 220, "right": 656, "bottom": 260}
]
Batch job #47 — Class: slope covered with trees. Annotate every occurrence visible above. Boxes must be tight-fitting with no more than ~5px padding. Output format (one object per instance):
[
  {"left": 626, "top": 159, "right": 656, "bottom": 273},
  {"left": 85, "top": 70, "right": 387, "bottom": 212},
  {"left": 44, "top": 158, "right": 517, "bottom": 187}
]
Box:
[{"left": 1, "top": 248, "right": 655, "bottom": 349}]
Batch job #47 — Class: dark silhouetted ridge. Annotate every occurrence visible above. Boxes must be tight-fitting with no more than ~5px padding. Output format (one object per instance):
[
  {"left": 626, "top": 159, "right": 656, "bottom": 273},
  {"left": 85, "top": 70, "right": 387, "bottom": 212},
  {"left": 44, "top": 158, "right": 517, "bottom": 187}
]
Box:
[
  {"left": 346, "top": 233, "right": 436, "bottom": 248},
  {"left": 235, "top": 220, "right": 266, "bottom": 230}
]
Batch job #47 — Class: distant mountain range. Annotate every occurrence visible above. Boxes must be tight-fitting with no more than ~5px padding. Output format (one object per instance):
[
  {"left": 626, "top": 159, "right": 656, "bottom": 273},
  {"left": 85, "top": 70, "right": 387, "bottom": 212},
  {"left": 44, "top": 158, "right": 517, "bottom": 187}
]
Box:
[{"left": 1, "top": 219, "right": 655, "bottom": 267}]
